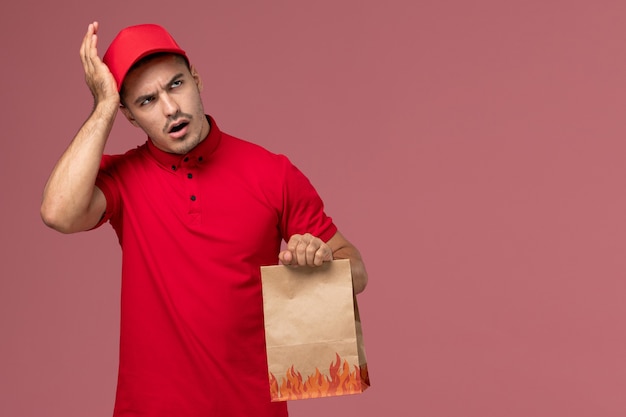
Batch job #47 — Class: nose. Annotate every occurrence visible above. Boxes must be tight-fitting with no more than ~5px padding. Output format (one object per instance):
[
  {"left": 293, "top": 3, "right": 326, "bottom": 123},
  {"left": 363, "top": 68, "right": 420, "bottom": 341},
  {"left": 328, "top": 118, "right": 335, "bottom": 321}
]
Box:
[{"left": 160, "top": 92, "right": 180, "bottom": 118}]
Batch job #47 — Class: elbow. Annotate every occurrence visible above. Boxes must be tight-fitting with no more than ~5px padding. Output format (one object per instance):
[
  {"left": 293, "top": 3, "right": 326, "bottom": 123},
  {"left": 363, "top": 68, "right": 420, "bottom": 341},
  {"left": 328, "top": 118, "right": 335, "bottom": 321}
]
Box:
[{"left": 40, "top": 202, "right": 78, "bottom": 234}]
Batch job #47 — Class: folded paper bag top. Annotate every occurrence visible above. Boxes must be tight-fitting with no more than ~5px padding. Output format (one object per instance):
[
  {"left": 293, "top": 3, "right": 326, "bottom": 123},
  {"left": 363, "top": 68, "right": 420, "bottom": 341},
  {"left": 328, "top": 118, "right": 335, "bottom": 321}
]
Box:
[{"left": 260, "top": 259, "right": 370, "bottom": 401}]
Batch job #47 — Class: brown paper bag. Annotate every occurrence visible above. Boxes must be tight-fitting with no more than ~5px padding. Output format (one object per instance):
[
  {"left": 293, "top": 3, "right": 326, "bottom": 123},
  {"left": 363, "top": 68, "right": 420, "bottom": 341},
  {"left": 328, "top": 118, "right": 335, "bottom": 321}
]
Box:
[{"left": 260, "top": 259, "right": 370, "bottom": 401}]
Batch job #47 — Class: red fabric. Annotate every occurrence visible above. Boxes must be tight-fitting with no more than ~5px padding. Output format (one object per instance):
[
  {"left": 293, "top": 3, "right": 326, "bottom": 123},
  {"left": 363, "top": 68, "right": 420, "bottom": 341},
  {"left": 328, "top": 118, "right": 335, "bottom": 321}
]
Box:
[
  {"left": 102, "top": 24, "right": 188, "bottom": 91},
  {"left": 95, "top": 116, "right": 336, "bottom": 417}
]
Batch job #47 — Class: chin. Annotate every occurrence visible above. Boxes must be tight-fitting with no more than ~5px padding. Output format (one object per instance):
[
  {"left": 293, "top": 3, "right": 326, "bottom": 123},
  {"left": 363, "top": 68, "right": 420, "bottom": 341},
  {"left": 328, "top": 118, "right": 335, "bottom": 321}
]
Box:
[{"left": 175, "top": 137, "right": 201, "bottom": 154}]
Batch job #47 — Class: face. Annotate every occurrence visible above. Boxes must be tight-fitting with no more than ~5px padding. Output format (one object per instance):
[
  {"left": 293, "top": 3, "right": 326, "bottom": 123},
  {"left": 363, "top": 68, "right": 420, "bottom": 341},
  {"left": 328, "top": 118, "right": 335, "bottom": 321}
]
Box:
[{"left": 120, "top": 54, "right": 210, "bottom": 155}]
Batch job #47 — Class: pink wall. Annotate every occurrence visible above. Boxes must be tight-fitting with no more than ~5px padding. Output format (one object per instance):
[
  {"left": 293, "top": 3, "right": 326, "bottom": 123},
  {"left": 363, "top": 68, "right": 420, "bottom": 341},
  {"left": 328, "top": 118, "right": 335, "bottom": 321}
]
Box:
[{"left": 3, "top": 0, "right": 626, "bottom": 416}]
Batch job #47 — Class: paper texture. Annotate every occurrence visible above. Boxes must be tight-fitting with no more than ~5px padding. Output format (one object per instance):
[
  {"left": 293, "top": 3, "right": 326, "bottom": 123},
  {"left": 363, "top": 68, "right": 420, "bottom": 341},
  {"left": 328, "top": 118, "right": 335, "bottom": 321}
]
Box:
[{"left": 261, "top": 259, "right": 370, "bottom": 401}]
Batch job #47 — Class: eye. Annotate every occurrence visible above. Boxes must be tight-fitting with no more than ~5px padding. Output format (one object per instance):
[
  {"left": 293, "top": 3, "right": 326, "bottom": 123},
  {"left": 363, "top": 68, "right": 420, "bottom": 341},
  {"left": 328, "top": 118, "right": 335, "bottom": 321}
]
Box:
[
  {"left": 171, "top": 80, "right": 183, "bottom": 88},
  {"left": 140, "top": 96, "right": 154, "bottom": 106}
]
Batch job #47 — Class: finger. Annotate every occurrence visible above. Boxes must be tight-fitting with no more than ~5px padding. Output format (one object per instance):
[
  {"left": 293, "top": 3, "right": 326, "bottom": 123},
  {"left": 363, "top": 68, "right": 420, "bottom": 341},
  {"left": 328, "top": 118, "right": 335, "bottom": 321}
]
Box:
[
  {"left": 308, "top": 237, "right": 331, "bottom": 266},
  {"left": 286, "top": 233, "right": 303, "bottom": 253},
  {"left": 294, "top": 239, "right": 309, "bottom": 266},
  {"left": 305, "top": 238, "right": 321, "bottom": 265},
  {"left": 90, "top": 21, "right": 100, "bottom": 57},
  {"left": 312, "top": 245, "right": 328, "bottom": 266},
  {"left": 81, "top": 23, "right": 97, "bottom": 73},
  {"left": 278, "top": 249, "right": 293, "bottom": 265},
  {"left": 287, "top": 233, "right": 330, "bottom": 266},
  {"left": 285, "top": 235, "right": 304, "bottom": 265},
  {"left": 87, "top": 30, "right": 99, "bottom": 64},
  {"left": 301, "top": 234, "right": 320, "bottom": 265},
  {"left": 303, "top": 237, "right": 326, "bottom": 266},
  {"left": 80, "top": 23, "right": 92, "bottom": 66}
]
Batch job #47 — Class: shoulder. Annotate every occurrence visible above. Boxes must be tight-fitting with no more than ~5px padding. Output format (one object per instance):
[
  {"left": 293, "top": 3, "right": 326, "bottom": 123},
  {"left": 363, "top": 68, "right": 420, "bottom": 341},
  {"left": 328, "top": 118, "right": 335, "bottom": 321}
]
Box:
[
  {"left": 100, "top": 143, "right": 150, "bottom": 172},
  {"left": 218, "top": 132, "right": 292, "bottom": 170},
  {"left": 220, "top": 132, "right": 277, "bottom": 156}
]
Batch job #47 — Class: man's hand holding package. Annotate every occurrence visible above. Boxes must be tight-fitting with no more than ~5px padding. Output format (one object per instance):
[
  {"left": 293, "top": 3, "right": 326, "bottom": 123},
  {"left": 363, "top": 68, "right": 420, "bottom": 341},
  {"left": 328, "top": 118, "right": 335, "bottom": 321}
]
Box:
[{"left": 279, "top": 233, "right": 333, "bottom": 267}]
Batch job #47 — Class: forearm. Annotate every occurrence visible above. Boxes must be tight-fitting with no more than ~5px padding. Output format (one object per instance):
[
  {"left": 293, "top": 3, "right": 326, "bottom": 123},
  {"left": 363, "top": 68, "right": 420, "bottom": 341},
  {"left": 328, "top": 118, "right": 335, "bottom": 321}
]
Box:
[
  {"left": 41, "top": 101, "right": 117, "bottom": 232},
  {"left": 333, "top": 246, "right": 368, "bottom": 294},
  {"left": 327, "top": 232, "right": 368, "bottom": 294}
]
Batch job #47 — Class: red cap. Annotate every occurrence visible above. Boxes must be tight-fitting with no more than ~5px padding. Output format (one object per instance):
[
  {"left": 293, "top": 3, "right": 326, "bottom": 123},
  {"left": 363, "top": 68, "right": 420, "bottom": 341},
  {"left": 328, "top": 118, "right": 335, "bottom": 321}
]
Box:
[{"left": 103, "top": 24, "right": 187, "bottom": 91}]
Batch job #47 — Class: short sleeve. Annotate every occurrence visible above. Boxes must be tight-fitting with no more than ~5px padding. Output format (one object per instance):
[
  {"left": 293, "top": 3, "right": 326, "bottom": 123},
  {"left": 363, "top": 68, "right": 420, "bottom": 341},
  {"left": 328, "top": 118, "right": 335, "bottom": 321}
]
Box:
[
  {"left": 279, "top": 156, "right": 337, "bottom": 242},
  {"left": 93, "top": 154, "right": 122, "bottom": 227}
]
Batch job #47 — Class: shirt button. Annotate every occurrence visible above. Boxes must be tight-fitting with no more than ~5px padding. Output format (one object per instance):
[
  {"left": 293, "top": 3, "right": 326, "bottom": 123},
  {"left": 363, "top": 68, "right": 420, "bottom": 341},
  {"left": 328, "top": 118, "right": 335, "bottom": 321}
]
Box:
[
  {"left": 198, "top": 156, "right": 204, "bottom": 162},
  {"left": 190, "top": 195, "right": 197, "bottom": 201},
  {"left": 171, "top": 165, "right": 177, "bottom": 171},
  {"left": 187, "top": 173, "right": 193, "bottom": 179},
  {"left": 184, "top": 157, "right": 189, "bottom": 162}
]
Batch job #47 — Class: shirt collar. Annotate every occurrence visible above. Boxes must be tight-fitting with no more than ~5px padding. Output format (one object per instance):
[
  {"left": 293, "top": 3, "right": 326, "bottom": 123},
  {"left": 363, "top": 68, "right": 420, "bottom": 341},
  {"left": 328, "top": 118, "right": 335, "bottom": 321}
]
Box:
[{"left": 146, "top": 115, "right": 221, "bottom": 169}]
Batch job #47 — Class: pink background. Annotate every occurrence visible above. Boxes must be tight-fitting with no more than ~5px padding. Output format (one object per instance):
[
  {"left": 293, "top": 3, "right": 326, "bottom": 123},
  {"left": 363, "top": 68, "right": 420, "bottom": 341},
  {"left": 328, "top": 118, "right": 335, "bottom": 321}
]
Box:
[{"left": 3, "top": 0, "right": 626, "bottom": 416}]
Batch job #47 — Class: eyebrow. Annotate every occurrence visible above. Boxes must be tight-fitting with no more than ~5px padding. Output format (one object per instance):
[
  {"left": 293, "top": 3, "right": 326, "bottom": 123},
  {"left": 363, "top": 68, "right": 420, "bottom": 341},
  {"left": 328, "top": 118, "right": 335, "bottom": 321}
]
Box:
[{"left": 133, "top": 72, "right": 185, "bottom": 106}]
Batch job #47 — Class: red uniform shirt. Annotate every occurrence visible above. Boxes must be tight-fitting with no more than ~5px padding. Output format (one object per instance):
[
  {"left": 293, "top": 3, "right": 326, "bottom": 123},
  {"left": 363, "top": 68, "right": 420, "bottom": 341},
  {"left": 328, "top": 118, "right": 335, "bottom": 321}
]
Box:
[{"left": 96, "top": 116, "right": 337, "bottom": 416}]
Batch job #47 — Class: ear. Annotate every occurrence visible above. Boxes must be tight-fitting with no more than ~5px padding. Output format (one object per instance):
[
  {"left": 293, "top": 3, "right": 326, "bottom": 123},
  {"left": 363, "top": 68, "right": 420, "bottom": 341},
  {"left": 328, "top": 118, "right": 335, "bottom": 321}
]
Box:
[
  {"left": 190, "top": 65, "right": 203, "bottom": 92},
  {"left": 120, "top": 105, "right": 140, "bottom": 127}
]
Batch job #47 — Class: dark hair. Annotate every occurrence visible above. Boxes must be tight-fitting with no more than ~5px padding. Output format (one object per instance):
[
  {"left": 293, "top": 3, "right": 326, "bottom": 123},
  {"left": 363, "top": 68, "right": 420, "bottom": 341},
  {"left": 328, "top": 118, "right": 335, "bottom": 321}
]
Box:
[{"left": 119, "top": 53, "right": 190, "bottom": 106}]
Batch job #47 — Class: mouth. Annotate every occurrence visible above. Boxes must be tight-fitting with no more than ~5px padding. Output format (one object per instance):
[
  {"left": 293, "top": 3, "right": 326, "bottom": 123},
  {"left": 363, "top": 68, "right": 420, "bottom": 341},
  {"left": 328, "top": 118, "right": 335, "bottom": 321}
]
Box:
[
  {"left": 167, "top": 120, "right": 190, "bottom": 138},
  {"left": 169, "top": 121, "right": 189, "bottom": 133}
]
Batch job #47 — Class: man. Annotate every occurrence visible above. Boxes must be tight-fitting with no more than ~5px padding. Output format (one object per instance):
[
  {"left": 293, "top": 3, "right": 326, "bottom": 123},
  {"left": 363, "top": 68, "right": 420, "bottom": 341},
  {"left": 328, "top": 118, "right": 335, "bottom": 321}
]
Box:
[{"left": 41, "top": 22, "right": 367, "bottom": 416}]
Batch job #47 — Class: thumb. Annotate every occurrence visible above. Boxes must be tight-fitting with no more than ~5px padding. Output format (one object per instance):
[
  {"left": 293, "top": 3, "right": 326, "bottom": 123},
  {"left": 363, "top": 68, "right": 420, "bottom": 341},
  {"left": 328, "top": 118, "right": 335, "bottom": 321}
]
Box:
[{"left": 278, "top": 249, "right": 294, "bottom": 265}]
